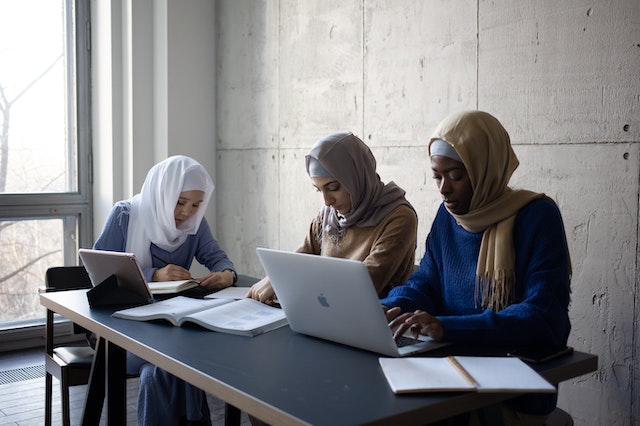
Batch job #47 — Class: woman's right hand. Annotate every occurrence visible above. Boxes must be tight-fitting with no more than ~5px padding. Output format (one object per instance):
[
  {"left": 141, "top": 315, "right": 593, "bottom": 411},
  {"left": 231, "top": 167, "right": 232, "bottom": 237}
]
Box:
[
  {"left": 152, "top": 264, "right": 192, "bottom": 282},
  {"left": 388, "top": 309, "right": 444, "bottom": 342},
  {"left": 246, "top": 276, "right": 276, "bottom": 304}
]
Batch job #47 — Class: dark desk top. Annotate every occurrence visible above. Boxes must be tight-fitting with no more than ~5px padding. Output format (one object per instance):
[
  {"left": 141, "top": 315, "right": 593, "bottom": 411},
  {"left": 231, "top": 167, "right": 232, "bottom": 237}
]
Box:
[{"left": 41, "top": 289, "right": 598, "bottom": 426}]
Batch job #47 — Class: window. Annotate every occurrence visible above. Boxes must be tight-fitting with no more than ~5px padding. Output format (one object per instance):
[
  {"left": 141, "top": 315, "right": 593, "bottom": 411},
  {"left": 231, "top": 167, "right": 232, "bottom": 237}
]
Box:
[{"left": 0, "top": 0, "right": 92, "bottom": 344}]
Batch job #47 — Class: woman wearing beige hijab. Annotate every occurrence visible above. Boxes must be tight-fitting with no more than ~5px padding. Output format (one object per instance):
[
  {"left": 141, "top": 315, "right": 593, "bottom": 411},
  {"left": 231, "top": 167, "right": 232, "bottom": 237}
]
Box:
[
  {"left": 382, "top": 110, "right": 572, "bottom": 425},
  {"left": 247, "top": 131, "right": 418, "bottom": 303}
]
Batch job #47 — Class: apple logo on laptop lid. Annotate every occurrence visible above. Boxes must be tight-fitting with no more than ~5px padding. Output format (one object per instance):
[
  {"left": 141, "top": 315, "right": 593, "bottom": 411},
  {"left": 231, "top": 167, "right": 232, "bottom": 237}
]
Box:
[{"left": 317, "top": 293, "right": 330, "bottom": 308}]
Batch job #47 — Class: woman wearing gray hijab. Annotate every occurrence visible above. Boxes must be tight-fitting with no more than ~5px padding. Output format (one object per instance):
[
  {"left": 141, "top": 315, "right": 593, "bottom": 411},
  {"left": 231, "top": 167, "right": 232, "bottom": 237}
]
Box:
[{"left": 247, "top": 131, "right": 418, "bottom": 303}]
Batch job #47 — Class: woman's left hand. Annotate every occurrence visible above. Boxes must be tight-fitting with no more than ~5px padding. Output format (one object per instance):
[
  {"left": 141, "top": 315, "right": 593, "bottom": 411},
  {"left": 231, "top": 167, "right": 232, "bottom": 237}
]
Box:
[
  {"left": 388, "top": 309, "right": 444, "bottom": 342},
  {"left": 197, "top": 270, "right": 235, "bottom": 290}
]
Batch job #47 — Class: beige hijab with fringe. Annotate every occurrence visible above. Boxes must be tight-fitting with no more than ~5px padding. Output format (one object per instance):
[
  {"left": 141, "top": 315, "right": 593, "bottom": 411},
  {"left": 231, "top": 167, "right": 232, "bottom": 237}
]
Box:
[{"left": 428, "top": 110, "right": 547, "bottom": 311}]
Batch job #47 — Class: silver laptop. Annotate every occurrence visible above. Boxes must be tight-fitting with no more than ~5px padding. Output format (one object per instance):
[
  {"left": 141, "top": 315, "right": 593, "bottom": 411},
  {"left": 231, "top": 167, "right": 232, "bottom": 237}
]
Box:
[
  {"left": 256, "top": 248, "right": 449, "bottom": 357},
  {"left": 79, "top": 248, "right": 154, "bottom": 303}
]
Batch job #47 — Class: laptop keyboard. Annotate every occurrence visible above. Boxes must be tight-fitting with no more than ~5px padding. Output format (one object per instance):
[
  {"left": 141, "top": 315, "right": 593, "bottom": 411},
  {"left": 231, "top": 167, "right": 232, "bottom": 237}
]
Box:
[{"left": 396, "top": 335, "right": 422, "bottom": 348}]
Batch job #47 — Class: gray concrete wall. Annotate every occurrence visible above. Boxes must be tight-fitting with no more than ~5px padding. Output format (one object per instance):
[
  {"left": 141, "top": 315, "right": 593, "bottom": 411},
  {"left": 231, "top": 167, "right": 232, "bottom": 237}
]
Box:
[{"left": 215, "top": 1, "right": 640, "bottom": 424}]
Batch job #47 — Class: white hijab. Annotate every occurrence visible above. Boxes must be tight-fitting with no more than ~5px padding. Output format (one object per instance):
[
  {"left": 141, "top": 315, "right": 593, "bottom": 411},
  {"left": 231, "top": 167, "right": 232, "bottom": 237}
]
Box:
[{"left": 125, "top": 155, "right": 214, "bottom": 268}]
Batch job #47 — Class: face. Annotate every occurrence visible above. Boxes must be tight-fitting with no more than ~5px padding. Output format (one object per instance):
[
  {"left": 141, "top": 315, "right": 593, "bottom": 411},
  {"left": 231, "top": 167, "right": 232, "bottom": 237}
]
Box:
[
  {"left": 430, "top": 156, "right": 473, "bottom": 215},
  {"left": 174, "top": 190, "right": 205, "bottom": 227},
  {"left": 311, "top": 176, "right": 352, "bottom": 215}
]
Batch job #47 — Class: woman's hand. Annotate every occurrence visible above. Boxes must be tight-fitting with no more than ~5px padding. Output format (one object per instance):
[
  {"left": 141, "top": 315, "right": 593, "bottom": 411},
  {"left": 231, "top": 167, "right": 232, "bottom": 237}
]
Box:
[
  {"left": 152, "top": 264, "right": 192, "bottom": 282},
  {"left": 198, "top": 270, "right": 235, "bottom": 290},
  {"left": 245, "top": 276, "right": 277, "bottom": 304},
  {"left": 386, "top": 307, "right": 444, "bottom": 342}
]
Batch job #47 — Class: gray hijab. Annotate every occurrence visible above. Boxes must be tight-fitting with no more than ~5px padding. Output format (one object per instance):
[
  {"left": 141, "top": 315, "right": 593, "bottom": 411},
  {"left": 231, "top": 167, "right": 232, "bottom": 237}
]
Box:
[{"left": 305, "top": 132, "right": 414, "bottom": 240}]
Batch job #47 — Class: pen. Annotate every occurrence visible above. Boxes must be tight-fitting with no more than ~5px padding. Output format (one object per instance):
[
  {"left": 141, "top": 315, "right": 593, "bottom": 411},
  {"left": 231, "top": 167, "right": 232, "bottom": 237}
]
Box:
[
  {"left": 447, "top": 356, "right": 478, "bottom": 387},
  {"left": 152, "top": 253, "right": 170, "bottom": 266},
  {"left": 151, "top": 253, "right": 198, "bottom": 282}
]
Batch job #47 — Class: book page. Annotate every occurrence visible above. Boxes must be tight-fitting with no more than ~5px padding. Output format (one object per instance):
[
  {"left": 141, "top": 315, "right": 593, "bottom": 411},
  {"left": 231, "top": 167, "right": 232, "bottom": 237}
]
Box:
[
  {"left": 378, "top": 357, "right": 475, "bottom": 393},
  {"left": 453, "top": 357, "right": 556, "bottom": 393},
  {"left": 204, "top": 286, "right": 250, "bottom": 300},
  {"left": 183, "top": 298, "right": 287, "bottom": 335},
  {"left": 113, "top": 296, "right": 230, "bottom": 323}
]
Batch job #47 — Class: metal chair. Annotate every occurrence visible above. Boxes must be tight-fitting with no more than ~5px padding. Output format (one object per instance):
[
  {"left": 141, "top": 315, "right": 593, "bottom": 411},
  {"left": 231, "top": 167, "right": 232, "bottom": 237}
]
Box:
[
  {"left": 545, "top": 407, "right": 574, "bottom": 426},
  {"left": 44, "top": 265, "right": 95, "bottom": 426}
]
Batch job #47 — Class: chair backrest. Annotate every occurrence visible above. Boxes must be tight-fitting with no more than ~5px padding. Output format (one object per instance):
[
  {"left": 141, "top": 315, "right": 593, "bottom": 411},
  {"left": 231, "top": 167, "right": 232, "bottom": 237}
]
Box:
[
  {"left": 45, "top": 266, "right": 93, "bottom": 351},
  {"left": 45, "top": 266, "right": 92, "bottom": 291}
]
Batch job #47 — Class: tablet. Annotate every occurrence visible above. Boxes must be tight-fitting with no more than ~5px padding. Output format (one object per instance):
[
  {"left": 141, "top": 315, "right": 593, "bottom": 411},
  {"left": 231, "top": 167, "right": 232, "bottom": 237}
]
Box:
[
  {"left": 79, "top": 248, "right": 154, "bottom": 302},
  {"left": 507, "top": 346, "right": 573, "bottom": 364}
]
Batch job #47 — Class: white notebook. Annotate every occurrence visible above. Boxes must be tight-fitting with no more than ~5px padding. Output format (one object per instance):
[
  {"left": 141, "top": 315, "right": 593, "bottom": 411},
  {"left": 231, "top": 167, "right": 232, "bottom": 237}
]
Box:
[{"left": 378, "top": 356, "right": 557, "bottom": 394}]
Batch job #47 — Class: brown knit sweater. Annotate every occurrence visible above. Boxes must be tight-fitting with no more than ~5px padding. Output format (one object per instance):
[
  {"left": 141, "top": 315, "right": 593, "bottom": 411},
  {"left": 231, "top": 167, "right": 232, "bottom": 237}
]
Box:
[{"left": 297, "top": 204, "right": 417, "bottom": 296}]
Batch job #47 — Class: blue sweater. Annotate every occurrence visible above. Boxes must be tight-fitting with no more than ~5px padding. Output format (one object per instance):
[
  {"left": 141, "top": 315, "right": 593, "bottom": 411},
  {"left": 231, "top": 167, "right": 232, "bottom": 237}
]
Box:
[
  {"left": 93, "top": 201, "right": 235, "bottom": 282},
  {"left": 380, "top": 198, "right": 571, "bottom": 414}
]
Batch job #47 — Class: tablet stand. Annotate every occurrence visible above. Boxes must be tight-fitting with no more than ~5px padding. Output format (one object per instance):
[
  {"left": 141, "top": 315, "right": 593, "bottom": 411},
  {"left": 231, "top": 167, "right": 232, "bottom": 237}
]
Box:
[{"left": 86, "top": 274, "right": 151, "bottom": 308}]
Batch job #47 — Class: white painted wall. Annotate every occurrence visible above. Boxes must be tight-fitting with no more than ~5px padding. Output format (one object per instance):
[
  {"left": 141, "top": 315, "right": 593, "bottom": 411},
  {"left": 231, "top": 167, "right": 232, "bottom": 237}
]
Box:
[
  {"left": 215, "top": 1, "right": 639, "bottom": 425},
  {"left": 93, "top": 0, "right": 639, "bottom": 424},
  {"left": 91, "top": 0, "right": 215, "bottom": 277}
]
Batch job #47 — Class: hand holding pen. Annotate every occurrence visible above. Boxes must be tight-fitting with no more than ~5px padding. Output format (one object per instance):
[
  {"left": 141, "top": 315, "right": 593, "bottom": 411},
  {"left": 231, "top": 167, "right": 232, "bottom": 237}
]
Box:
[
  {"left": 151, "top": 252, "right": 233, "bottom": 290},
  {"left": 152, "top": 263, "right": 194, "bottom": 282}
]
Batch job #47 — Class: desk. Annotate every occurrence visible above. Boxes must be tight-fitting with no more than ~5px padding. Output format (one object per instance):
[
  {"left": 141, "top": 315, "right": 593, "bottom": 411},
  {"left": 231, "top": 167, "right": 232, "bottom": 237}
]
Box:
[{"left": 40, "top": 289, "right": 598, "bottom": 426}]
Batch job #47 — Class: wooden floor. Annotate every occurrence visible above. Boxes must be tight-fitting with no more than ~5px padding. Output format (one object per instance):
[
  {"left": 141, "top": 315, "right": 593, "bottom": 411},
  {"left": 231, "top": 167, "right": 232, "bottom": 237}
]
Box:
[{"left": 0, "top": 349, "right": 251, "bottom": 426}]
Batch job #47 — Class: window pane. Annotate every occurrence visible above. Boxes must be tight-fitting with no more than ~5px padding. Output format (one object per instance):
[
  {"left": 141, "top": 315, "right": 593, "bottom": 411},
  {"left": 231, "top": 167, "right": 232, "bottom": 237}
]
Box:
[
  {"left": 0, "top": 217, "right": 74, "bottom": 325},
  {"left": 0, "top": 0, "right": 90, "bottom": 344},
  {"left": 0, "top": 0, "right": 76, "bottom": 194}
]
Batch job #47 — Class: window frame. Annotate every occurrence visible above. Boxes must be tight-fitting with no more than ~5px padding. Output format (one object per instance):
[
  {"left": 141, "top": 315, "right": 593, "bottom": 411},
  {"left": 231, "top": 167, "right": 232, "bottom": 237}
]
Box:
[{"left": 0, "top": 0, "right": 93, "bottom": 348}]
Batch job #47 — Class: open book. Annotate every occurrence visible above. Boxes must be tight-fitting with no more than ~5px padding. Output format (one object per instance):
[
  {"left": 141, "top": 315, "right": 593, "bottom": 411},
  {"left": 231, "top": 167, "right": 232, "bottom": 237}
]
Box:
[
  {"left": 112, "top": 296, "right": 287, "bottom": 337},
  {"left": 147, "top": 279, "right": 200, "bottom": 295},
  {"left": 378, "top": 356, "right": 556, "bottom": 394}
]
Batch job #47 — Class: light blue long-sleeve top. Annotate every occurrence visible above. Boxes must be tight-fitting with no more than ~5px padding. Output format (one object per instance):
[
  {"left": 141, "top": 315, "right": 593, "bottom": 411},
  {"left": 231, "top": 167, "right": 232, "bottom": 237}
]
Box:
[{"left": 93, "top": 201, "right": 235, "bottom": 281}]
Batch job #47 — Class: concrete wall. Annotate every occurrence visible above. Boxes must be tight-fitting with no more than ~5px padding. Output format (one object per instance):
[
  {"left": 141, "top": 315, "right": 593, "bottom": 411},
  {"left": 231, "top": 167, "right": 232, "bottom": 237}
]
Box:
[{"left": 215, "top": 1, "right": 640, "bottom": 425}]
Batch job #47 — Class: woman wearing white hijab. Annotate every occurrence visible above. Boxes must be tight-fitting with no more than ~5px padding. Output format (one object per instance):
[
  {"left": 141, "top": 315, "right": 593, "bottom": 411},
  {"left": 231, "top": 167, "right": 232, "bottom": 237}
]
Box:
[
  {"left": 247, "top": 131, "right": 418, "bottom": 303},
  {"left": 94, "top": 155, "right": 236, "bottom": 425}
]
